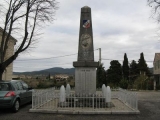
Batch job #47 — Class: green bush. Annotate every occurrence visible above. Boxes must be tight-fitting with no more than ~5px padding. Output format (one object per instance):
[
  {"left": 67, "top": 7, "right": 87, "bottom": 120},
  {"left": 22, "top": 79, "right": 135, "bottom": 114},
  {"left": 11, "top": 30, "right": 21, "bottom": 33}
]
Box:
[
  {"left": 107, "top": 83, "right": 119, "bottom": 89},
  {"left": 37, "top": 80, "right": 54, "bottom": 89},
  {"left": 133, "top": 75, "right": 146, "bottom": 90},
  {"left": 119, "top": 79, "right": 128, "bottom": 89}
]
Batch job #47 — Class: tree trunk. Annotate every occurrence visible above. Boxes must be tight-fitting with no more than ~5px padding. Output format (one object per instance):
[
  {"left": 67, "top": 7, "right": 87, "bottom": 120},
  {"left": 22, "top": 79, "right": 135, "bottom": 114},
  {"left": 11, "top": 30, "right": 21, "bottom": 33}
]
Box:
[
  {"left": 0, "top": 53, "right": 18, "bottom": 81},
  {"left": 0, "top": 64, "right": 5, "bottom": 81},
  {"left": 0, "top": 73, "right": 2, "bottom": 81}
]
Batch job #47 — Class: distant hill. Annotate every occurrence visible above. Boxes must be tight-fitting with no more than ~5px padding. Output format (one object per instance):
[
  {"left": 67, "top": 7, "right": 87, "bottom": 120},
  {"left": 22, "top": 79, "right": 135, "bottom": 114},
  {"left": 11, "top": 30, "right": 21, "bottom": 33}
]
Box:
[
  {"left": 13, "top": 67, "right": 75, "bottom": 75},
  {"left": 13, "top": 67, "right": 153, "bottom": 76}
]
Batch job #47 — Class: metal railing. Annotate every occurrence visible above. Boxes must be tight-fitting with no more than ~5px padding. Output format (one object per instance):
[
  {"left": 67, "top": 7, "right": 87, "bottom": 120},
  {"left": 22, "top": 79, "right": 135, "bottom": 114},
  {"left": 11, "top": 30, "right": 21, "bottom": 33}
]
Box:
[
  {"left": 118, "top": 88, "right": 138, "bottom": 110},
  {"left": 56, "top": 93, "right": 107, "bottom": 110},
  {"left": 32, "top": 87, "right": 55, "bottom": 109},
  {"left": 32, "top": 92, "right": 108, "bottom": 110},
  {"left": 31, "top": 87, "right": 138, "bottom": 111}
]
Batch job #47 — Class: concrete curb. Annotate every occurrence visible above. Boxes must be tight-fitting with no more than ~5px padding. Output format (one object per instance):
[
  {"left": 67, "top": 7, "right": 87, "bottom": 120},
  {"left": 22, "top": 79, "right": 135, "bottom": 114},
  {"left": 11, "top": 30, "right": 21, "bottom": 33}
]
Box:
[{"left": 29, "top": 109, "right": 140, "bottom": 115}]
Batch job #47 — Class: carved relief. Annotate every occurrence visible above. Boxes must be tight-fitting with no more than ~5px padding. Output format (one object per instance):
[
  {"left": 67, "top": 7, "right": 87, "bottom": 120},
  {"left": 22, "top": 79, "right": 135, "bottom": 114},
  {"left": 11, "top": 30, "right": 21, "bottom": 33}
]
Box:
[{"left": 80, "top": 34, "right": 91, "bottom": 48}]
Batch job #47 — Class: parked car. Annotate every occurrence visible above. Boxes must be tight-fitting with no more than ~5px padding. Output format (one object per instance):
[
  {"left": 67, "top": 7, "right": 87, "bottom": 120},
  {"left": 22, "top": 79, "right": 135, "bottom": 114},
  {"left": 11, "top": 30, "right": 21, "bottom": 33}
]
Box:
[{"left": 0, "top": 80, "right": 33, "bottom": 112}]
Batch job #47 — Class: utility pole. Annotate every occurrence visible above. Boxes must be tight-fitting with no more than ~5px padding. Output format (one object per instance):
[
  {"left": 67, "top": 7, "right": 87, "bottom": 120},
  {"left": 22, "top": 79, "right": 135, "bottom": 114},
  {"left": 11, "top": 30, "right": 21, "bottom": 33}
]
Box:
[
  {"left": 128, "top": 62, "right": 130, "bottom": 85},
  {"left": 99, "top": 48, "right": 101, "bottom": 66}
]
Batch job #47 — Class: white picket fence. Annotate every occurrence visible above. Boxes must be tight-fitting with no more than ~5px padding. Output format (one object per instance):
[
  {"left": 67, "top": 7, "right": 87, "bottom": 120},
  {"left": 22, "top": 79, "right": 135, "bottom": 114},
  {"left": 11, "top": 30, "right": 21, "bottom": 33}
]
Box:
[
  {"left": 118, "top": 88, "right": 138, "bottom": 110},
  {"left": 31, "top": 87, "right": 138, "bottom": 111},
  {"left": 32, "top": 88, "right": 55, "bottom": 109}
]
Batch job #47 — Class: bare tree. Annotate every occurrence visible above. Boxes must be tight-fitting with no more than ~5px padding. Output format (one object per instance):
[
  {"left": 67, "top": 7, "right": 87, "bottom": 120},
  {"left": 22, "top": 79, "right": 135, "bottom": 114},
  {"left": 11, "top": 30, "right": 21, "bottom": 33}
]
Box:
[
  {"left": 148, "top": 0, "right": 160, "bottom": 22},
  {"left": 0, "top": 0, "right": 58, "bottom": 80}
]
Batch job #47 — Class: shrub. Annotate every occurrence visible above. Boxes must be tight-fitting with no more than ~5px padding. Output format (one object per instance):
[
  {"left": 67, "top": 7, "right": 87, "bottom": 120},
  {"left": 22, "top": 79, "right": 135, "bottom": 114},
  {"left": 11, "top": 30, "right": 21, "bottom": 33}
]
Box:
[
  {"left": 119, "top": 79, "right": 128, "bottom": 89},
  {"left": 37, "top": 80, "right": 54, "bottom": 89}
]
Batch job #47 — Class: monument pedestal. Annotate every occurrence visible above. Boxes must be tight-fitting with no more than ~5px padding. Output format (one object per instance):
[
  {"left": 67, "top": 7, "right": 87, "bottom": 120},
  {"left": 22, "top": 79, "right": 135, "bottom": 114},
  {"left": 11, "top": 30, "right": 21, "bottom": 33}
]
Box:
[
  {"left": 73, "top": 61, "right": 98, "bottom": 94},
  {"left": 75, "top": 67, "right": 96, "bottom": 94}
]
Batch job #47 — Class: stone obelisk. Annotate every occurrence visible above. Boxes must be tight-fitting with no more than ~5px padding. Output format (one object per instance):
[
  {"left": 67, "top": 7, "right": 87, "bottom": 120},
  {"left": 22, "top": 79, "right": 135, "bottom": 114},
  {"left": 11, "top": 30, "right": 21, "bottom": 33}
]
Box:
[{"left": 73, "top": 6, "right": 99, "bottom": 94}]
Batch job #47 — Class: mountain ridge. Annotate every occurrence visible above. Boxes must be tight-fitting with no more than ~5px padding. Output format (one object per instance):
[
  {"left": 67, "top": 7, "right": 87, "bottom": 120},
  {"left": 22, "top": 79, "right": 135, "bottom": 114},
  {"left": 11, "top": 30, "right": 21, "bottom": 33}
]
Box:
[{"left": 13, "top": 67, "right": 75, "bottom": 75}]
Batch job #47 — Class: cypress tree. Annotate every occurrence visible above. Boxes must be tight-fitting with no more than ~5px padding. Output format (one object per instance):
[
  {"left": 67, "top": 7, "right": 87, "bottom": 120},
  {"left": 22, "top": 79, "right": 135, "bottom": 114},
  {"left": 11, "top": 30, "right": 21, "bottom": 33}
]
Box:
[
  {"left": 138, "top": 52, "right": 148, "bottom": 75},
  {"left": 130, "top": 60, "right": 139, "bottom": 83},
  {"left": 122, "top": 53, "right": 129, "bottom": 80},
  {"left": 130, "top": 60, "right": 139, "bottom": 76}
]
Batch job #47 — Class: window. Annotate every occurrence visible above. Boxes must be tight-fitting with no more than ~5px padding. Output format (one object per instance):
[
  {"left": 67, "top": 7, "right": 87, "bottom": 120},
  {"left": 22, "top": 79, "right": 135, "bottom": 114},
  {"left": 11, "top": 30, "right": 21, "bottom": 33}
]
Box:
[
  {"left": 16, "top": 82, "right": 23, "bottom": 90},
  {"left": 0, "top": 83, "right": 10, "bottom": 91},
  {"left": 13, "top": 83, "right": 19, "bottom": 90},
  {"left": 21, "top": 81, "right": 28, "bottom": 90}
]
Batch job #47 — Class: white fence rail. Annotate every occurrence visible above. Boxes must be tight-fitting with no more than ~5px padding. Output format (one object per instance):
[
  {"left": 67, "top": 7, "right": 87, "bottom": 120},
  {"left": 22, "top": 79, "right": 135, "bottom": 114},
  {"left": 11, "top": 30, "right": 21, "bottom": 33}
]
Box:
[
  {"left": 32, "top": 88, "right": 55, "bottom": 109},
  {"left": 32, "top": 88, "right": 138, "bottom": 110},
  {"left": 118, "top": 88, "right": 138, "bottom": 110}
]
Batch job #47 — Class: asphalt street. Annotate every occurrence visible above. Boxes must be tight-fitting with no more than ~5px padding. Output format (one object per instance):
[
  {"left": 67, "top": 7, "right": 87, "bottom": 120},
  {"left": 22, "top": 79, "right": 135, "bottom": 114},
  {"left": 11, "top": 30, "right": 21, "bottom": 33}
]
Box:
[{"left": 0, "top": 91, "right": 160, "bottom": 120}]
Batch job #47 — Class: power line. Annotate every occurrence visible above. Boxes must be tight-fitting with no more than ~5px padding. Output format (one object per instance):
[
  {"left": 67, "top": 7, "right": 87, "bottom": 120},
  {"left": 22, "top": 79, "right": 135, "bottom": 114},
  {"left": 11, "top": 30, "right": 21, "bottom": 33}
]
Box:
[
  {"left": 145, "top": 61, "right": 153, "bottom": 62},
  {"left": 15, "top": 53, "right": 77, "bottom": 61},
  {"left": 102, "top": 58, "right": 123, "bottom": 61},
  {"left": 102, "top": 58, "right": 153, "bottom": 63},
  {"left": 15, "top": 49, "right": 99, "bottom": 61},
  {"left": 13, "top": 62, "right": 72, "bottom": 68}
]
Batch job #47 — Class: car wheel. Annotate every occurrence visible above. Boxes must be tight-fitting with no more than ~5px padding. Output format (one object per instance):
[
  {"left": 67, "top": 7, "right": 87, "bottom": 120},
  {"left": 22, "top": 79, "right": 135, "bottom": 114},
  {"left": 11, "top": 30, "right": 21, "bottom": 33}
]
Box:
[{"left": 12, "top": 99, "right": 20, "bottom": 113}]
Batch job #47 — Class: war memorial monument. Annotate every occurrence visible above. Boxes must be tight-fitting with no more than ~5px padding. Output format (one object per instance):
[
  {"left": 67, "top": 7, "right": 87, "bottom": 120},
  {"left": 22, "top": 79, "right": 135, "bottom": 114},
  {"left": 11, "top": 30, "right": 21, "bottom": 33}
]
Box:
[
  {"left": 30, "top": 6, "right": 139, "bottom": 114},
  {"left": 73, "top": 6, "right": 99, "bottom": 94}
]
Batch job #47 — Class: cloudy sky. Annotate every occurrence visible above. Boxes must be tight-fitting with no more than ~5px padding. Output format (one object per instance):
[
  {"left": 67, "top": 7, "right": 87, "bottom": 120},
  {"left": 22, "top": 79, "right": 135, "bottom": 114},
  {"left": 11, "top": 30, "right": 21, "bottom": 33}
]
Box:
[{"left": 13, "top": 0, "right": 160, "bottom": 72}]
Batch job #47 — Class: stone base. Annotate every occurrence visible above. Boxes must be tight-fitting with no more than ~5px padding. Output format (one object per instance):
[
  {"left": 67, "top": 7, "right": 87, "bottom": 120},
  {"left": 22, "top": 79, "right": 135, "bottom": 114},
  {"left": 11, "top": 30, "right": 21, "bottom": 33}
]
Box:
[
  {"left": 73, "top": 61, "right": 99, "bottom": 67},
  {"left": 75, "top": 67, "right": 96, "bottom": 94}
]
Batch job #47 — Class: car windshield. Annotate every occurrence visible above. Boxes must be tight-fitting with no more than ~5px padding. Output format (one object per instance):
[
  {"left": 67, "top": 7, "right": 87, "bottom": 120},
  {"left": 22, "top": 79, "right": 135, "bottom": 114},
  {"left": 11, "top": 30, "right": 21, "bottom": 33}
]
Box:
[{"left": 0, "top": 83, "right": 10, "bottom": 91}]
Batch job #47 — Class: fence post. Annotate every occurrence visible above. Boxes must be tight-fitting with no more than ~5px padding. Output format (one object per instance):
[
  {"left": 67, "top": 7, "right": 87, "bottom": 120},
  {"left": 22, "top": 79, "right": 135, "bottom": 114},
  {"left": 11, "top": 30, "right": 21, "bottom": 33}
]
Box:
[
  {"left": 32, "top": 91, "right": 34, "bottom": 109},
  {"left": 92, "top": 94, "right": 94, "bottom": 110},
  {"left": 74, "top": 94, "right": 75, "bottom": 111},
  {"left": 135, "top": 92, "right": 138, "bottom": 110}
]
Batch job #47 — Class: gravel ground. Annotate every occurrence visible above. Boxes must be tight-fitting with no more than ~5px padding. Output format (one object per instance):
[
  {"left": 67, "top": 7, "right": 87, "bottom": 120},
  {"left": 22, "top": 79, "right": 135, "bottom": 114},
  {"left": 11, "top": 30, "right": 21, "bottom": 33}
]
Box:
[{"left": 0, "top": 91, "right": 160, "bottom": 120}]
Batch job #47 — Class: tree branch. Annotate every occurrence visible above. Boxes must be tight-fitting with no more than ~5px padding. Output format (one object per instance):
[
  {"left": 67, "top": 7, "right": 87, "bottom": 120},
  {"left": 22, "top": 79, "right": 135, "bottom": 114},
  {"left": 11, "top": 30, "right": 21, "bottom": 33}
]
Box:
[
  {"left": 0, "top": 0, "right": 58, "bottom": 80},
  {"left": 20, "top": 5, "right": 38, "bottom": 52}
]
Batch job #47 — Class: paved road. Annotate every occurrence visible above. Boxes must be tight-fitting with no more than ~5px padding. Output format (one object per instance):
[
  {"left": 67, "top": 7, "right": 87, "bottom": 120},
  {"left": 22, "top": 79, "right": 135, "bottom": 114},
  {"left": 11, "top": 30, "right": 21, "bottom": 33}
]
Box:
[{"left": 0, "top": 91, "right": 160, "bottom": 120}]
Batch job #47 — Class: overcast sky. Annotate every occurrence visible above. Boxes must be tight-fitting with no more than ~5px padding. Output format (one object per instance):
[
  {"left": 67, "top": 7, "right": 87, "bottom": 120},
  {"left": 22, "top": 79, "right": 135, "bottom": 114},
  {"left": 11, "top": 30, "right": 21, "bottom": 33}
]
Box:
[{"left": 13, "top": 0, "right": 160, "bottom": 72}]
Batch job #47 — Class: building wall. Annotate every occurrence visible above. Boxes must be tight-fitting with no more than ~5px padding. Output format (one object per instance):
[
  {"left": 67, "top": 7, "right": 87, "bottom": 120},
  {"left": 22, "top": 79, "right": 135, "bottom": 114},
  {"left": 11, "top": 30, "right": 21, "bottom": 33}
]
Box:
[
  {"left": 55, "top": 74, "right": 69, "bottom": 81},
  {"left": 153, "top": 54, "right": 160, "bottom": 87},
  {"left": 153, "top": 60, "right": 160, "bottom": 75},
  {"left": 0, "top": 30, "right": 16, "bottom": 80}
]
